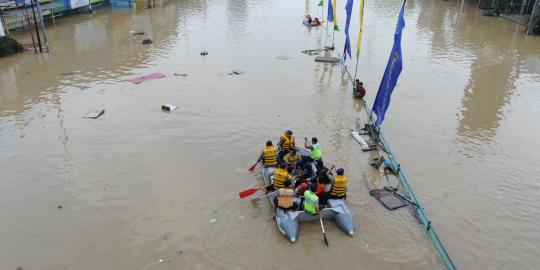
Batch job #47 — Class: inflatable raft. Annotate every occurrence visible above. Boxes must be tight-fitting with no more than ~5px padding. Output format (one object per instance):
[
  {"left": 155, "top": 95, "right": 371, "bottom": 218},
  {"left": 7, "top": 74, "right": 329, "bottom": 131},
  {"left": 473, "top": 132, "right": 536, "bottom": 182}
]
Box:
[{"left": 261, "top": 150, "right": 355, "bottom": 242}]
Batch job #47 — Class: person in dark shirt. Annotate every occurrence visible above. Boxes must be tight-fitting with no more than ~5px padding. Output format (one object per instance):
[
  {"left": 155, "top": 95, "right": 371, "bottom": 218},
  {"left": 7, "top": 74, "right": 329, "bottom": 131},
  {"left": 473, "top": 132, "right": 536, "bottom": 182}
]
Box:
[{"left": 353, "top": 79, "right": 366, "bottom": 98}]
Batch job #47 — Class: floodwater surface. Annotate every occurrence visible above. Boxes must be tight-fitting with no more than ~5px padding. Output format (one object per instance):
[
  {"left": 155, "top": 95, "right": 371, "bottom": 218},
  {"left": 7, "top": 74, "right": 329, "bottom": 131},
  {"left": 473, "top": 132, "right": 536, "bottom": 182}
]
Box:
[{"left": 1, "top": 0, "right": 540, "bottom": 269}]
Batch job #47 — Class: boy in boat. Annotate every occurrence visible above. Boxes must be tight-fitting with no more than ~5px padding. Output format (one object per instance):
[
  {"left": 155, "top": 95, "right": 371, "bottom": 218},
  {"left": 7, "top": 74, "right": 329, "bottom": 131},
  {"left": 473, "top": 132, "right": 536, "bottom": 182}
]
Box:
[
  {"left": 278, "top": 130, "right": 295, "bottom": 160},
  {"left": 257, "top": 140, "right": 278, "bottom": 167},
  {"left": 304, "top": 137, "right": 322, "bottom": 162},
  {"left": 303, "top": 183, "right": 320, "bottom": 215},
  {"left": 273, "top": 179, "right": 298, "bottom": 217},
  {"left": 270, "top": 163, "right": 296, "bottom": 190},
  {"left": 353, "top": 79, "right": 366, "bottom": 98}
]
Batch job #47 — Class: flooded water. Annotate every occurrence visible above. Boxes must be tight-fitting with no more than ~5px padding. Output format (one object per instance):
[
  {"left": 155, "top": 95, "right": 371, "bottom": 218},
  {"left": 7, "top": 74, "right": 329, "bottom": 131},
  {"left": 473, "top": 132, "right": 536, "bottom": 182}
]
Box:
[{"left": 1, "top": 0, "right": 540, "bottom": 269}]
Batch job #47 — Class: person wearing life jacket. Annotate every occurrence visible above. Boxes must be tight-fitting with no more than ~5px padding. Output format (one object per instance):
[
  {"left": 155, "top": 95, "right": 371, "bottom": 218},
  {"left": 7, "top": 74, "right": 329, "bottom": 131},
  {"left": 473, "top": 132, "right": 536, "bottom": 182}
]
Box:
[
  {"left": 314, "top": 18, "right": 321, "bottom": 25},
  {"left": 304, "top": 137, "right": 322, "bottom": 162},
  {"left": 303, "top": 183, "right": 320, "bottom": 215},
  {"left": 257, "top": 140, "right": 278, "bottom": 167},
  {"left": 328, "top": 167, "right": 348, "bottom": 199},
  {"left": 283, "top": 148, "right": 301, "bottom": 169},
  {"left": 278, "top": 130, "right": 295, "bottom": 160},
  {"left": 273, "top": 179, "right": 297, "bottom": 217},
  {"left": 270, "top": 163, "right": 295, "bottom": 190}
]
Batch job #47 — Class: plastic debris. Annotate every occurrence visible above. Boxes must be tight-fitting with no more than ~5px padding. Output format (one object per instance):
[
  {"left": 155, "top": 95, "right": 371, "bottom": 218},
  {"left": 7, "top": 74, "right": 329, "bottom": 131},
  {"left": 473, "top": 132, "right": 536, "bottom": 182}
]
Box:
[
  {"left": 128, "top": 72, "right": 165, "bottom": 84},
  {"left": 209, "top": 218, "right": 217, "bottom": 224},
  {"left": 228, "top": 69, "right": 245, "bottom": 75},
  {"left": 161, "top": 104, "right": 178, "bottom": 112},
  {"left": 158, "top": 258, "right": 170, "bottom": 263},
  {"left": 142, "top": 39, "right": 153, "bottom": 44},
  {"left": 174, "top": 73, "right": 188, "bottom": 77},
  {"left": 84, "top": 109, "right": 105, "bottom": 119}
]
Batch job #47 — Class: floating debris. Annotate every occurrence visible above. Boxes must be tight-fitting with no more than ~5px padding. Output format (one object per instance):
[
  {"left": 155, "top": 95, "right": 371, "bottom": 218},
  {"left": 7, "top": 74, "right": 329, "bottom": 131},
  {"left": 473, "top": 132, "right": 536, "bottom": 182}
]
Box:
[
  {"left": 158, "top": 258, "right": 170, "bottom": 263},
  {"left": 161, "top": 104, "right": 178, "bottom": 112},
  {"left": 177, "top": 250, "right": 183, "bottom": 255},
  {"left": 84, "top": 109, "right": 105, "bottom": 119},
  {"left": 315, "top": 56, "right": 340, "bottom": 63},
  {"left": 228, "top": 69, "right": 245, "bottom": 75},
  {"left": 209, "top": 218, "right": 217, "bottom": 224},
  {"left": 57, "top": 205, "right": 63, "bottom": 209},
  {"left": 16, "top": 267, "right": 22, "bottom": 270},
  {"left": 276, "top": 55, "right": 291, "bottom": 60},
  {"left": 174, "top": 73, "right": 188, "bottom": 77},
  {"left": 132, "top": 31, "right": 145, "bottom": 35},
  {"left": 200, "top": 51, "right": 208, "bottom": 55},
  {"left": 128, "top": 72, "right": 165, "bottom": 84},
  {"left": 142, "top": 39, "right": 153, "bottom": 44}
]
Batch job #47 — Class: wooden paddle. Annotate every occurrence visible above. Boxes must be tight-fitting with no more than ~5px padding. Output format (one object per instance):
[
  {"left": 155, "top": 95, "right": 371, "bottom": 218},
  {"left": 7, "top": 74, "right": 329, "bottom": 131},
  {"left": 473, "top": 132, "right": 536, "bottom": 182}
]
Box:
[
  {"left": 319, "top": 214, "right": 329, "bottom": 246},
  {"left": 238, "top": 184, "right": 271, "bottom": 199}
]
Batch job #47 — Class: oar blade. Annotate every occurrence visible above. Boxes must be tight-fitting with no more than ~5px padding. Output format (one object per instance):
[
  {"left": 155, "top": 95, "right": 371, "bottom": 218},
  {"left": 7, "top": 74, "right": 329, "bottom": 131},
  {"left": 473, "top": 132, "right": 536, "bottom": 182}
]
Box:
[
  {"left": 239, "top": 188, "right": 258, "bottom": 199},
  {"left": 323, "top": 234, "right": 329, "bottom": 246},
  {"left": 248, "top": 162, "right": 257, "bottom": 172}
]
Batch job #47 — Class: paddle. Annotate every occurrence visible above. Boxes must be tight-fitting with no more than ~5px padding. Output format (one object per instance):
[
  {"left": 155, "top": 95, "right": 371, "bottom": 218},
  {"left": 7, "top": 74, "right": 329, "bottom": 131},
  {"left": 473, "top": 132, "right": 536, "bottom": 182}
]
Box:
[
  {"left": 251, "top": 191, "right": 277, "bottom": 202},
  {"left": 238, "top": 184, "right": 271, "bottom": 199},
  {"left": 319, "top": 214, "right": 329, "bottom": 246},
  {"left": 248, "top": 161, "right": 258, "bottom": 172}
]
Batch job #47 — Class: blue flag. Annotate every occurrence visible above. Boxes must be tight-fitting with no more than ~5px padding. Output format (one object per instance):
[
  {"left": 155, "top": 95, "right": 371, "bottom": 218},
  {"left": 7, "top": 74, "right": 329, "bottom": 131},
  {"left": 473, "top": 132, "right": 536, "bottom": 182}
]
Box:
[
  {"left": 343, "top": 0, "right": 354, "bottom": 60},
  {"left": 372, "top": 0, "right": 406, "bottom": 127},
  {"left": 327, "top": 0, "right": 334, "bottom": 22}
]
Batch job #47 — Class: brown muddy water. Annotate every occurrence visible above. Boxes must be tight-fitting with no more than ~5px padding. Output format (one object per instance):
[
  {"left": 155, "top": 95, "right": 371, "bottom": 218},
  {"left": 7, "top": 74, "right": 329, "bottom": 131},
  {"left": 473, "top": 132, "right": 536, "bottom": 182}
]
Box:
[{"left": 1, "top": 0, "right": 540, "bottom": 269}]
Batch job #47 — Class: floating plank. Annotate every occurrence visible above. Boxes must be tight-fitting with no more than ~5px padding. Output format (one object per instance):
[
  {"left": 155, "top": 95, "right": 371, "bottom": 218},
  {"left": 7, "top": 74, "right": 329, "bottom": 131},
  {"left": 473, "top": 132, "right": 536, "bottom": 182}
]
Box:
[
  {"left": 315, "top": 56, "right": 340, "bottom": 63},
  {"left": 161, "top": 104, "right": 178, "bottom": 112},
  {"left": 84, "top": 109, "right": 105, "bottom": 119},
  {"left": 128, "top": 72, "right": 165, "bottom": 84}
]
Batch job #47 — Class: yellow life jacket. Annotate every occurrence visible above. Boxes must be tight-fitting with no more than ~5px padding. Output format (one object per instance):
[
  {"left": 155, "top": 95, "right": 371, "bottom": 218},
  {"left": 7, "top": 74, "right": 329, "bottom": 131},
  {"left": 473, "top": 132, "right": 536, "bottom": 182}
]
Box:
[
  {"left": 277, "top": 188, "right": 294, "bottom": 208},
  {"left": 263, "top": 146, "right": 277, "bottom": 167},
  {"left": 273, "top": 168, "right": 289, "bottom": 189},
  {"left": 330, "top": 175, "right": 348, "bottom": 197},
  {"left": 281, "top": 133, "right": 295, "bottom": 151}
]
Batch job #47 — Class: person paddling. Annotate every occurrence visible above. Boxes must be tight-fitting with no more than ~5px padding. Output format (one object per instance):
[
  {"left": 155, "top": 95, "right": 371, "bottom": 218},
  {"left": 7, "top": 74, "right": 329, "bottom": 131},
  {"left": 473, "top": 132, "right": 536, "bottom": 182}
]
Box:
[
  {"left": 278, "top": 130, "right": 295, "bottom": 160},
  {"left": 257, "top": 140, "right": 278, "bottom": 168},
  {"left": 270, "top": 163, "right": 295, "bottom": 190},
  {"left": 353, "top": 79, "right": 366, "bottom": 99},
  {"left": 273, "top": 179, "right": 297, "bottom": 217},
  {"left": 305, "top": 137, "right": 322, "bottom": 162}
]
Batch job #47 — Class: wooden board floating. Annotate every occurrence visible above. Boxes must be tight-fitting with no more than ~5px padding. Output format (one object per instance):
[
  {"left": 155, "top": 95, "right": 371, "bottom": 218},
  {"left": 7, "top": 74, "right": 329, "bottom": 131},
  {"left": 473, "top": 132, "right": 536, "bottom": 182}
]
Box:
[
  {"left": 84, "top": 109, "right": 105, "bottom": 119},
  {"left": 315, "top": 56, "right": 340, "bottom": 63}
]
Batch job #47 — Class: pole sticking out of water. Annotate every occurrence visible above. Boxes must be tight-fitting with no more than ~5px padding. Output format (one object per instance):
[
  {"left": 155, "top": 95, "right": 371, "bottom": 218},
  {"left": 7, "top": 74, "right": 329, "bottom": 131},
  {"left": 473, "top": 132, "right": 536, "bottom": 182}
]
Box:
[
  {"left": 30, "top": 0, "right": 43, "bottom": 52},
  {"left": 23, "top": 3, "right": 38, "bottom": 54},
  {"left": 35, "top": 0, "right": 49, "bottom": 52}
]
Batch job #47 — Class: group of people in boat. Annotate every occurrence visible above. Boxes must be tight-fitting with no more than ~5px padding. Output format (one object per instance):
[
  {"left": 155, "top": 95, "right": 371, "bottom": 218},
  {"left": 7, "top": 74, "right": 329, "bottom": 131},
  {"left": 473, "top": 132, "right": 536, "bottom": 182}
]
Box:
[
  {"left": 305, "top": 15, "right": 321, "bottom": 26},
  {"left": 255, "top": 130, "right": 348, "bottom": 217}
]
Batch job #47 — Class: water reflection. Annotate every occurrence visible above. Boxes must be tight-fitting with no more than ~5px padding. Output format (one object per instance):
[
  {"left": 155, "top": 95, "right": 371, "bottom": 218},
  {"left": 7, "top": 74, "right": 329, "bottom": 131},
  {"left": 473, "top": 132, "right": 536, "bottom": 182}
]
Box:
[{"left": 0, "top": 3, "right": 182, "bottom": 118}]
